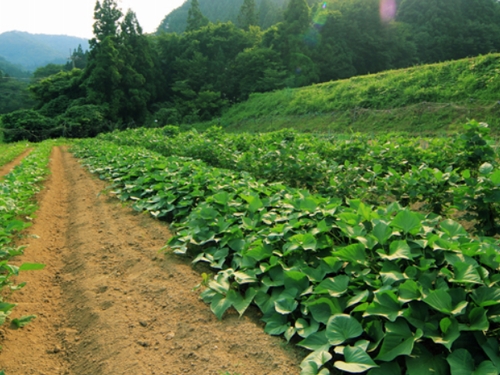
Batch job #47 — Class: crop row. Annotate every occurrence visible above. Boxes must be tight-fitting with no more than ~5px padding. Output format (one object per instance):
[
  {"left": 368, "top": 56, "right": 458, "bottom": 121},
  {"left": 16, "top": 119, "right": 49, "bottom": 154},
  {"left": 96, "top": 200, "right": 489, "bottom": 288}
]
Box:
[
  {"left": 99, "top": 121, "right": 499, "bottom": 236},
  {"left": 0, "top": 141, "right": 54, "bottom": 333},
  {"left": 0, "top": 142, "right": 30, "bottom": 169},
  {"left": 72, "top": 139, "right": 500, "bottom": 375}
]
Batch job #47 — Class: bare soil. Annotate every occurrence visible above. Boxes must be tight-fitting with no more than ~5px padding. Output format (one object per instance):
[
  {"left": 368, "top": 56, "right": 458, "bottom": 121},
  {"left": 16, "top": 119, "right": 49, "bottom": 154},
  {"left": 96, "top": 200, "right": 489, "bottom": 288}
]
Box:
[
  {"left": 0, "top": 147, "right": 302, "bottom": 375},
  {"left": 0, "top": 148, "right": 32, "bottom": 178}
]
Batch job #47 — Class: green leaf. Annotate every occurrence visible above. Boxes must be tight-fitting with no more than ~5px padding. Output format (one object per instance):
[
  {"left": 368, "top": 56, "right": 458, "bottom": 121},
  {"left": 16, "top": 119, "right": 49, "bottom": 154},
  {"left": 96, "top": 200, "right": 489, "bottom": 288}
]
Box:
[
  {"left": 398, "top": 280, "right": 421, "bottom": 303},
  {"left": 263, "top": 313, "right": 289, "bottom": 335},
  {"left": 210, "top": 292, "right": 232, "bottom": 320},
  {"left": 423, "top": 289, "right": 468, "bottom": 315},
  {"left": 334, "top": 345, "right": 379, "bottom": 373},
  {"left": 333, "top": 243, "right": 367, "bottom": 265},
  {"left": 314, "top": 275, "right": 349, "bottom": 297},
  {"left": 296, "top": 318, "right": 320, "bottom": 338},
  {"left": 440, "top": 220, "right": 467, "bottom": 238},
  {"left": 490, "top": 170, "right": 500, "bottom": 186},
  {"left": 298, "top": 330, "right": 329, "bottom": 350},
  {"left": 372, "top": 221, "right": 392, "bottom": 245},
  {"left": 275, "top": 296, "right": 298, "bottom": 315},
  {"left": 368, "top": 362, "right": 401, "bottom": 375},
  {"left": 430, "top": 317, "right": 460, "bottom": 350},
  {"left": 391, "top": 210, "right": 422, "bottom": 235},
  {"left": 448, "top": 349, "right": 474, "bottom": 375},
  {"left": 375, "top": 319, "right": 423, "bottom": 361},
  {"left": 461, "top": 307, "right": 489, "bottom": 331},
  {"left": 450, "top": 262, "right": 482, "bottom": 284},
  {"left": 240, "top": 194, "right": 264, "bottom": 213},
  {"left": 284, "top": 270, "right": 310, "bottom": 295},
  {"left": 472, "top": 287, "right": 500, "bottom": 307},
  {"left": 479, "top": 163, "right": 494, "bottom": 175},
  {"left": 326, "top": 314, "right": 363, "bottom": 345},
  {"left": 406, "top": 344, "right": 449, "bottom": 375},
  {"left": 307, "top": 298, "right": 343, "bottom": 324},
  {"left": 300, "top": 347, "right": 332, "bottom": 375},
  {"left": 11, "top": 315, "right": 36, "bottom": 328},
  {"left": 380, "top": 240, "right": 412, "bottom": 261},
  {"left": 364, "top": 290, "right": 401, "bottom": 322},
  {"left": 19, "top": 263, "right": 45, "bottom": 271}
]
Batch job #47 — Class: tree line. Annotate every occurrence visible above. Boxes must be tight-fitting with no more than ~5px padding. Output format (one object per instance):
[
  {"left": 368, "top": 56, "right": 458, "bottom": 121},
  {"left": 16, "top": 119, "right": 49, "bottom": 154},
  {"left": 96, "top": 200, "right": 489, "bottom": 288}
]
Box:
[{"left": 2, "top": 0, "right": 500, "bottom": 142}]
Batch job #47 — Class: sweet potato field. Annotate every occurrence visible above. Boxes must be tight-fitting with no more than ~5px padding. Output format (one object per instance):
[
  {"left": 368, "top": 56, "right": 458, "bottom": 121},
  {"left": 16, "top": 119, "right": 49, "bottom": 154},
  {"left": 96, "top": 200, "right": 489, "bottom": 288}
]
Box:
[{"left": 69, "top": 121, "right": 500, "bottom": 375}]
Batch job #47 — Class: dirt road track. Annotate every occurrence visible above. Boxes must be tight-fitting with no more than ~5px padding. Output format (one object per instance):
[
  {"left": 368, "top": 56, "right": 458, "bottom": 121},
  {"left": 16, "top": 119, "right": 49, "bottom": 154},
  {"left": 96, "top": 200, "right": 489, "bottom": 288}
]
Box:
[{"left": 0, "top": 147, "right": 301, "bottom": 375}]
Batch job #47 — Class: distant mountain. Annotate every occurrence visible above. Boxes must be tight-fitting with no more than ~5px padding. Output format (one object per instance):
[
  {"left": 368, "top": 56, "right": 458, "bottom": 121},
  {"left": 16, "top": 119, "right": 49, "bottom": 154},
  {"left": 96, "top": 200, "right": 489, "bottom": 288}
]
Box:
[
  {"left": 0, "top": 31, "right": 89, "bottom": 71},
  {"left": 157, "top": 0, "right": 289, "bottom": 34},
  {"left": 0, "top": 55, "right": 30, "bottom": 78}
]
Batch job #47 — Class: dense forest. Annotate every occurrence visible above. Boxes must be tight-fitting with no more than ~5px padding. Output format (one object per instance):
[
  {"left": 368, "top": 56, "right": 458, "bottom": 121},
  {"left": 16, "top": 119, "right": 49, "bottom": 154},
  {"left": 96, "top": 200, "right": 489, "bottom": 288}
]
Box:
[{"left": 2, "top": 0, "right": 500, "bottom": 142}]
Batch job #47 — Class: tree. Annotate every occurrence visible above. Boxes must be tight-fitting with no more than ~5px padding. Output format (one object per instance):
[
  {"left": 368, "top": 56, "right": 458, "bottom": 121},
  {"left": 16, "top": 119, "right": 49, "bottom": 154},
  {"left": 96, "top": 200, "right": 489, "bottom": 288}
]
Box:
[
  {"left": 186, "top": 0, "right": 209, "bottom": 32},
  {"left": 92, "top": 0, "right": 122, "bottom": 44},
  {"left": 237, "top": 0, "right": 258, "bottom": 30}
]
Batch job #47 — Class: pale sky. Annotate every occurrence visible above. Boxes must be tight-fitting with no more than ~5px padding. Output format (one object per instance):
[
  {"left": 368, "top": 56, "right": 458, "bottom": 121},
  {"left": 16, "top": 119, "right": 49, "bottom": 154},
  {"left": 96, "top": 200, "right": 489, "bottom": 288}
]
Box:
[{"left": 0, "top": 0, "right": 186, "bottom": 39}]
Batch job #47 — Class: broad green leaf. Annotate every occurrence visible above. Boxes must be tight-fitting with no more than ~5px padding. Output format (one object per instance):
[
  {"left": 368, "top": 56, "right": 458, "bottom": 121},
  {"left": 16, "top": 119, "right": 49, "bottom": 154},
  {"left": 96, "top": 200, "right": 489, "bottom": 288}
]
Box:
[
  {"left": 423, "top": 289, "right": 468, "bottom": 315},
  {"left": 375, "top": 319, "right": 423, "bottom": 361},
  {"left": 364, "top": 290, "right": 401, "bottom": 322},
  {"left": 19, "top": 263, "right": 46, "bottom": 271},
  {"left": 450, "top": 262, "right": 482, "bottom": 285},
  {"left": 380, "top": 240, "right": 412, "bottom": 261},
  {"left": 314, "top": 275, "right": 349, "bottom": 297},
  {"left": 472, "top": 287, "right": 500, "bottom": 307},
  {"left": 334, "top": 345, "right": 379, "bottom": 373},
  {"left": 210, "top": 292, "right": 232, "bottom": 320},
  {"left": 212, "top": 191, "right": 230, "bottom": 205},
  {"left": 399, "top": 280, "right": 421, "bottom": 302},
  {"left": 391, "top": 210, "right": 422, "bottom": 235},
  {"left": 300, "top": 347, "right": 332, "bottom": 375},
  {"left": 430, "top": 317, "right": 460, "bottom": 350},
  {"left": 326, "top": 314, "right": 363, "bottom": 345},
  {"left": 460, "top": 307, "right": 489, "bottom": 331},
  {"left": 406, "top": 344, "right": 449, "bottom": 375},
  {"left": 226, "top": 287, "right": 257, "bottom": 316},
  {"left": 275, "top": 296, "right": 298, "bottom": 315},
  {"left": 284, "top": 270, "right": 310, "bottom": 295},
  {"left": 240, "top": 194, "right": 264, "bottom": 213},
  {"left": 479, "top": 163, "right": 494, "bottom": 175},
  {"left": 368, "top": 362, "right": 401, "bottom": 375},
  {"left": 440, "top": 220, "right": 467, "bottom": 238},
  {"left": 0, "top": 303, "right": 16, "bottom": 313},
  {"left": 307, "top": 298, "right": 343, "bottom": 324},
  {"left": 372, "top": 221, "right": 392, "bottom": 245},
  {"left": 296, "top": 318, "right": 320, "bottom": 338},
  {"left": 300, "top": 197, "right": 318, "bottom": 212},
  {"left": 490, "top": 170, "right": 500, "bottom": 186},
  {"left": 333, "top": 243, "right": 367, "bottom": 265},
  {"left": 475, "top": 332, "right": 500, "bottom": 370},
  {"left": 298, "top": 330, "right": 329, "bottom": 350},
  {"left": 448, "top": 350, "right": 474, "bottom": 375},
  {"left": 263, "top": 313, "right": 289, "bottom": 335}
]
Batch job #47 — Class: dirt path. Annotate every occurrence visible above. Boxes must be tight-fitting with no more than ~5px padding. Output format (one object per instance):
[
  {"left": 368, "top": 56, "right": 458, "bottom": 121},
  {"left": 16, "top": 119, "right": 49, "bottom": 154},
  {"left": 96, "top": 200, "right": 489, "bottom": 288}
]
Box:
[
  {"left": 0, "top": 148, "right": 32, "bottom": 178},
  {"left": 0, "top": 147, "right": 302, "bottom": 375}
]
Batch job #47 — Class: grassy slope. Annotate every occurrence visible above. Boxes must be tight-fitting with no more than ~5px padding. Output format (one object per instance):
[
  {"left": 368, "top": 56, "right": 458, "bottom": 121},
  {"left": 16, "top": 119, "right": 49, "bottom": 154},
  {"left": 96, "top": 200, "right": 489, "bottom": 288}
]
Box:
[{"left": 203, "top": 54, "right": 500, "bottom": 134}]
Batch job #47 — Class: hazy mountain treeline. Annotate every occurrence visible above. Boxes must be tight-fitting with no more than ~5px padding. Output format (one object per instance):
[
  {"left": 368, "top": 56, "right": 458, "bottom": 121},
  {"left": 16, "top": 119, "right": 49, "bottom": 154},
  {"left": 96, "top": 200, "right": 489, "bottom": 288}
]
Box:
[{"left": 2, "top": 0, "right": 500, "bottom": 142}]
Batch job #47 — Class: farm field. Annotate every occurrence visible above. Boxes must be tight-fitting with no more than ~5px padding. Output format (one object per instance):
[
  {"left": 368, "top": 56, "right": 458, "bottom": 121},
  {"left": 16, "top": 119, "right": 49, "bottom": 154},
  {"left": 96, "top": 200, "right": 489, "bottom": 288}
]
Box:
[
  {"left": 0, "top": 147, "right": 301, "bottom": 375},
  {"left": 1, "top": 120, "right": 500, "bottom": 375}
]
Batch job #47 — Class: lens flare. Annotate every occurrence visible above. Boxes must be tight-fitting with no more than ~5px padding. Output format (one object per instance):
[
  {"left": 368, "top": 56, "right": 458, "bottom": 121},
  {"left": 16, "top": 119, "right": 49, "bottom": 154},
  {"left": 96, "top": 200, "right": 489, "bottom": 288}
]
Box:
[{"left": 380, "top": 0, "right": 397, "bottom": 22}]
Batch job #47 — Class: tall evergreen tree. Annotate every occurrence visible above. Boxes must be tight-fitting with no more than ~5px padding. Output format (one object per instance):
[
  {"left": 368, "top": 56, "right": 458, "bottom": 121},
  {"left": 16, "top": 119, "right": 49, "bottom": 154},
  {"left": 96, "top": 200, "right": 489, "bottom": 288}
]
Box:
[
  {"left": 186, "top": 0, "right": 209, "bottom": 32},
  {"left": 237, "top": 0, "right": 258, "bottom": 30},
  {"left": 91, "top": 0, "right": 122, "bottom": 45}
]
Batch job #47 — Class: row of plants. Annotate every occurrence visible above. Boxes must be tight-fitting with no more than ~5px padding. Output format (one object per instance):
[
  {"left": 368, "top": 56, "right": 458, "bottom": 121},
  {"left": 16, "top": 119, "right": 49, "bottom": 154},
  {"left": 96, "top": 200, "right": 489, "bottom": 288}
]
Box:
[
  {"left": 72, "top": 139, "right": 500, "bottom": 375},
  {"left": 0, "top": 141, "right": 54, "bottom": 332},
  {"left": 99, "top": 121, "right": 500, "bottom": 236},
  {"left": 0, "top": 142, "right": 30, "bottom": 170}
]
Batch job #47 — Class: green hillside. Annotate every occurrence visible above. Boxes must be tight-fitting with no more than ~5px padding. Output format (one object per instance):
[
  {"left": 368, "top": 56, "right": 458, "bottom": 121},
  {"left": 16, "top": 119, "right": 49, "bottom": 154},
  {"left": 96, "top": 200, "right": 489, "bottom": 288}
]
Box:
[
  {"left": 0, "top": 31, "right": 88, "bottom": 71},
  {"left": 157, "top": 0, "right": 288, "bottom": 33},
  {"left": 212, "top": 54, "right": 500, "bottom": 134}
]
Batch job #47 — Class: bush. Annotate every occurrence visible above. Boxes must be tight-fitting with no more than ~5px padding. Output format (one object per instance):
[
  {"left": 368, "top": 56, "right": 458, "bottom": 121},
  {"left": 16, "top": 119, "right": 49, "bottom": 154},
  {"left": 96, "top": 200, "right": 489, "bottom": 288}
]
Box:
[{"left": 1, "top": 109, "right": 55, "bottom": 142}]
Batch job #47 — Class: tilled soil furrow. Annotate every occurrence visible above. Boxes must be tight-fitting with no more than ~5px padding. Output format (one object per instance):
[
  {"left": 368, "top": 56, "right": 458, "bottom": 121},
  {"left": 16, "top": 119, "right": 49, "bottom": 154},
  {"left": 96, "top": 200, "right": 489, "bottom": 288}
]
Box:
[
  {"left": 0, "top": 147, "right": 302, "bottom": 375},
  {"left": 0, "top": 148, "right": 33, "bottom": 178}
]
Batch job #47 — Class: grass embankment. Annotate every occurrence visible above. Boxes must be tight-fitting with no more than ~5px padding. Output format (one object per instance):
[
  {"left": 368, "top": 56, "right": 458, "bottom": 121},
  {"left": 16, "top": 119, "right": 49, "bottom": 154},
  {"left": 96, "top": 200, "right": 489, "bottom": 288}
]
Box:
[{"left": 196, "top": 54, "right": 500, "bottom": 134}]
